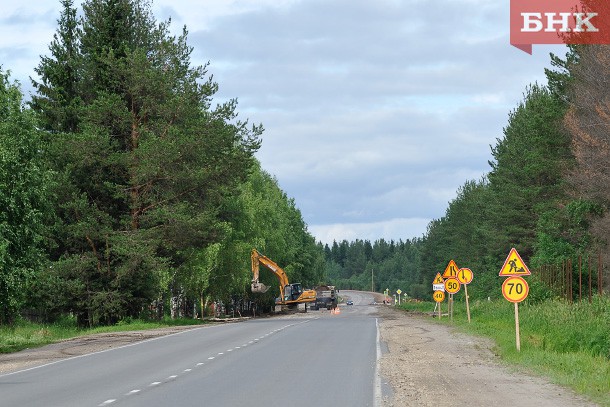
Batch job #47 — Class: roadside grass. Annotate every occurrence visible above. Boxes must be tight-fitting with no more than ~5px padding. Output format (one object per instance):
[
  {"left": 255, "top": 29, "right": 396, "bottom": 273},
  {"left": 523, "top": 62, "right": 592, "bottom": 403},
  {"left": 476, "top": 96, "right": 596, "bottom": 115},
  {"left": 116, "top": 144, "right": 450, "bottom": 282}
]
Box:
[
  {"left": 398, "top": 296, "right": 610, "bottom": 407},
  {"left": 0, "top": 316, "right": 206, "bottom": 354}
]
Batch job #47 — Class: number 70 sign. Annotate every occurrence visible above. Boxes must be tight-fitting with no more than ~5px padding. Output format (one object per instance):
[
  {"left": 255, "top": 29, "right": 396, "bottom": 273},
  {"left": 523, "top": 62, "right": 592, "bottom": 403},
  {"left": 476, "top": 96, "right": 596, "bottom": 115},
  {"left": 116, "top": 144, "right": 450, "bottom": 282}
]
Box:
[{"left": 502, "top": 276, "right": 529, "bottom": 303}]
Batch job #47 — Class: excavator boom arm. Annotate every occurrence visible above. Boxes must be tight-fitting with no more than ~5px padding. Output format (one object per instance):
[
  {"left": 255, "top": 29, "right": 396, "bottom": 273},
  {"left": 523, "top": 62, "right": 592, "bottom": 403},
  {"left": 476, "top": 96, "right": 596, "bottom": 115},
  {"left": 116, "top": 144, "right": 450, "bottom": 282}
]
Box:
[{"left": 251, "top": 249, "right": 289, "bottom": 295}]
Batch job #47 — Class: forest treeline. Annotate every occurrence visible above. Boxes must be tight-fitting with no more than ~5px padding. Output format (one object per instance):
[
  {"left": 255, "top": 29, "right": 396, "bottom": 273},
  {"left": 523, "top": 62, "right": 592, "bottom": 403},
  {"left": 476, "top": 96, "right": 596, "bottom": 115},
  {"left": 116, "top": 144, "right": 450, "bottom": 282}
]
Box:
[
  {"left": 322, "top": 45, "right": 610, "bottom": 302},
  {"left": 1, "top": 0, "right": 609, "bottom": 326},
  {"left": 0, "top": 0, "right": 324, "bottom": 326}
]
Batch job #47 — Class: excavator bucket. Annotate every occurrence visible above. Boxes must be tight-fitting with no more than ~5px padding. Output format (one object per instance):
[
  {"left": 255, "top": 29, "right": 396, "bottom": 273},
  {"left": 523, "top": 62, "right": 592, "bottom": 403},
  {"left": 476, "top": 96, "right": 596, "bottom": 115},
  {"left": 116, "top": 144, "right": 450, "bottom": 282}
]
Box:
[{"left": 251, "top": 281, "right": 270, "bottom": 294}]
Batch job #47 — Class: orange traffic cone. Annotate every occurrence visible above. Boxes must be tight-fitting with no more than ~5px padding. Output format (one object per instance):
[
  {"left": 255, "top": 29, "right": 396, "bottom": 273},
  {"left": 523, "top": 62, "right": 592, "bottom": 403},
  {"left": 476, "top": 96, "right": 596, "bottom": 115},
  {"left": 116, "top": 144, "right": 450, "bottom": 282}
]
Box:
[{"left": 335, "top": 306, "right": 340, "bottom": 314}]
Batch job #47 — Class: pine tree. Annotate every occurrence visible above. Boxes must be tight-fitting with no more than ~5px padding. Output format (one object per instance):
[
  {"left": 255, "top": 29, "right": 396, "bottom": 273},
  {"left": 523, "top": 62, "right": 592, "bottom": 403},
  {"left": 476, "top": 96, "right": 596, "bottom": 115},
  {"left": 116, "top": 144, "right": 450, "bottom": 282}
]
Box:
[
  {"left": 33, "top": 0, "right": 261, "bottom": 325},
  {"left": 30, "top": 0, "right": 81, "bottom": 132}
]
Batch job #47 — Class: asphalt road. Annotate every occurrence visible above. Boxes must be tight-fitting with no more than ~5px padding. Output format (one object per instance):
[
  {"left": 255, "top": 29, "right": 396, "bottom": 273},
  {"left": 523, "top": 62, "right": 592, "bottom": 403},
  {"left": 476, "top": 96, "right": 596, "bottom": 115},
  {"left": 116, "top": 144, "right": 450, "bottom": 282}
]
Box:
[{"left": 0, "top": 291, "right": 380, "bottom": 407}]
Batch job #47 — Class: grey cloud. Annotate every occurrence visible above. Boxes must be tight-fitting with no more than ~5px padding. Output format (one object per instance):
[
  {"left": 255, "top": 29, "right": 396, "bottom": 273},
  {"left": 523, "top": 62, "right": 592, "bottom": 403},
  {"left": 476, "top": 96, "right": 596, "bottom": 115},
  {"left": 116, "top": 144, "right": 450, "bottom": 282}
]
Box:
[{"left": 1, "top": 0, "right": 569, "bottom": 242}]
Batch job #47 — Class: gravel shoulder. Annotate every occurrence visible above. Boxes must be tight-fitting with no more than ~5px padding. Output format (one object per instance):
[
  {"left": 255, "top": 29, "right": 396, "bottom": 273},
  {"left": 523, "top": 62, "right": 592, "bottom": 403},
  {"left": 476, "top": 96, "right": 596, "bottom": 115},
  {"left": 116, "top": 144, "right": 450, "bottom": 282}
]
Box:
[{"left": 376, "top": 305, "right": 599, "bottom": 407}]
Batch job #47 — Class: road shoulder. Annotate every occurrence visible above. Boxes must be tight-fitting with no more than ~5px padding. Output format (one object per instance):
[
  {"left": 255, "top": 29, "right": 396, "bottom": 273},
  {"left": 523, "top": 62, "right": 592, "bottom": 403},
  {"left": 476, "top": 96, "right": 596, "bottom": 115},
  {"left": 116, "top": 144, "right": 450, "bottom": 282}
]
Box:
[
  {"left": 377, "top": 305, "right": 598, "bottom": 407},
  {"left": 0, "top": 325, "right": 202, "bottom": 375}
]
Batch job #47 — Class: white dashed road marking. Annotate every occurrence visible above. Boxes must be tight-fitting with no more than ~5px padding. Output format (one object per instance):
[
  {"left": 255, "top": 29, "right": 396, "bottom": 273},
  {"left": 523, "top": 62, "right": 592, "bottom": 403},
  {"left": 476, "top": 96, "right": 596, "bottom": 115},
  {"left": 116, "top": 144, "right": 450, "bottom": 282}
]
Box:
[{"left": 97, "top": 319, "right": 315, "bottom": 406}]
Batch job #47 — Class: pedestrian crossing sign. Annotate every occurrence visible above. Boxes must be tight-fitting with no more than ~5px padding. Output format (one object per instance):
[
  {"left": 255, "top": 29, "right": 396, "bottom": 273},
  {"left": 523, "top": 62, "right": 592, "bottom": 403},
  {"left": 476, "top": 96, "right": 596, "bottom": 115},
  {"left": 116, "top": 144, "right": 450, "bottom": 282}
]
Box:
[{"left": 499, "top": 248, "right": 531, "bottom": 276}]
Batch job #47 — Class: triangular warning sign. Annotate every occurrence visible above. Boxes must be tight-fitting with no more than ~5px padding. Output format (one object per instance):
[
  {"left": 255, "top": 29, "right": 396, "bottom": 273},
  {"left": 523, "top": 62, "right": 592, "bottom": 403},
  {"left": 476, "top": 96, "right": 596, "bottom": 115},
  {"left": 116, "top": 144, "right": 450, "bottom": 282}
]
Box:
[
  {"left": 433, "top": 273, "right": 444, "bottom": 284},
  {"left": 499, "top": 248, "right": 531, "bottom": 276},
  {"left": 442, "top": 260, "right": 459, "bottom": 278}
]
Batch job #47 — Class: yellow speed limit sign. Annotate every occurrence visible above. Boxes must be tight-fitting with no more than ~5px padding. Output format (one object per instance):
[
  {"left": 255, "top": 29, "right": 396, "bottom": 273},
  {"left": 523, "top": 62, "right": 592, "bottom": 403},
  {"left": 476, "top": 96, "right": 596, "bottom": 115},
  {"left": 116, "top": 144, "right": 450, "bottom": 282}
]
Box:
[
  {"left": 444, "top": 277, "right": 461, "bottom": 294},
  {"left": 433, "top": 290, "right": 445, "bottom": 303},
  {"left": 501, "top": 276, "right": 529, "bottom": 303},
  {"left": 457, "top": 268, "right": 473, "bottom": 285}
]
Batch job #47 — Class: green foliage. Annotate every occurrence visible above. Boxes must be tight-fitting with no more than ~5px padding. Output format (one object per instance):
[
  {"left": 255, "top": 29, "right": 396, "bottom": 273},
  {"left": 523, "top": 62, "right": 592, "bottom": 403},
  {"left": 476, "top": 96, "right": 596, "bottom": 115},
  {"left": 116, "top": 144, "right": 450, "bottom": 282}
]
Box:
[
  {"left": 0, "top": 70, "right": 54, "bottom": 324},
  {"left": 487, "top": 84, "right": 571, "bottom": 259},
  {"left": 207, "top": 163, "right": 324, "bottom": 310},
  {"left": 26, "top": 0, "right": 262, "bottom": 325},
  {"left": 323, "top": 238, "right": 423, "bottom": 297},
  {"left": 30, "top": 0, "right": 81, "bottom": 133}
]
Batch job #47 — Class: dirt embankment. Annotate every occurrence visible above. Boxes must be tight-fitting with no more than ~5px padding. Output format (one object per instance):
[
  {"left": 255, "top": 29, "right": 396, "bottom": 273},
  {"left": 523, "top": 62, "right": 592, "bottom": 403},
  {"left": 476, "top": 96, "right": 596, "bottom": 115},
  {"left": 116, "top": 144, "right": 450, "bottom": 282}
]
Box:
[
  {"left": 0, "top": 326, "right": 201, "bottom": 375},
  {"left": 376, "top": 305, "right": 598, "bottom": 407}
]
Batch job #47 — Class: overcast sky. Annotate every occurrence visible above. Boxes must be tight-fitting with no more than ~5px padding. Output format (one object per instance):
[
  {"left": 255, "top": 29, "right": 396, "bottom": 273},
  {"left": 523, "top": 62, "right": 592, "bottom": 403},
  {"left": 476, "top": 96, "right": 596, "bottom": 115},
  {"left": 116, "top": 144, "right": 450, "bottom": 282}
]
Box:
[{"left": 1, "top": 0, "right": 567, "bottom": 244}]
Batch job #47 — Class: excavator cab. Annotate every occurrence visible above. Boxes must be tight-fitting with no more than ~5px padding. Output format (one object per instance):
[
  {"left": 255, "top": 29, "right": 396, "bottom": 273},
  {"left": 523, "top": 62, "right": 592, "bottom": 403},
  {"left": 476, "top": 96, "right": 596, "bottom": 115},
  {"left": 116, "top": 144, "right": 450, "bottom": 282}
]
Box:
[{"left": 284, "top": 283, "right": 303, "bottom": 301}]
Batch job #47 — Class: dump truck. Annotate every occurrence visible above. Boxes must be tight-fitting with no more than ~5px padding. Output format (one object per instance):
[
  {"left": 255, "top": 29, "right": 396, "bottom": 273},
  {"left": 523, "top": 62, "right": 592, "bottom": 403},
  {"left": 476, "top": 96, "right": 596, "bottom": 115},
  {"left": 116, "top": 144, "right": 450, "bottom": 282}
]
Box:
[
  {"left": 250, "top": 249, "right": 316, "bottom": 312},
  {"left": 312, "top": 285, "right": 338, "bottom": 310}
]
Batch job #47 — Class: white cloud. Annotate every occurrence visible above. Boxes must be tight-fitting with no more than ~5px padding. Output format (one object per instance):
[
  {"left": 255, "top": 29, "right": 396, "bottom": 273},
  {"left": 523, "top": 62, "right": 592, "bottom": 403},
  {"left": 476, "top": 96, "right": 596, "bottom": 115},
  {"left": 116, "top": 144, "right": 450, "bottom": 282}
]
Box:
[{"left": 310, "top": 217, "right": 431, "bottom": 244}]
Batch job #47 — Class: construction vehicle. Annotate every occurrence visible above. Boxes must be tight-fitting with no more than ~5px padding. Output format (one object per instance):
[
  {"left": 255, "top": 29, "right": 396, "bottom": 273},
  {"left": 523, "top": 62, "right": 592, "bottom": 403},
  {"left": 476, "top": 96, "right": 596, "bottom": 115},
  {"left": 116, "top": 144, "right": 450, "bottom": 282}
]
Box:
[
  {"left": 312, "top": 285, "right": 338, "bottom": 310},
  {"left": 250, "top": 249, "right": 316, "bottom": 312}
]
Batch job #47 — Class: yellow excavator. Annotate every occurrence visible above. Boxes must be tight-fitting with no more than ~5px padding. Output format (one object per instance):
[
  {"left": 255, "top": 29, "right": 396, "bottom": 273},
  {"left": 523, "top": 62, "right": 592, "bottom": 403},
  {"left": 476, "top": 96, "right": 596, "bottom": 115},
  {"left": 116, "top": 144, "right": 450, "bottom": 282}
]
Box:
[{"left": 250, "top": 249, "right": 316, "bottom": 312}]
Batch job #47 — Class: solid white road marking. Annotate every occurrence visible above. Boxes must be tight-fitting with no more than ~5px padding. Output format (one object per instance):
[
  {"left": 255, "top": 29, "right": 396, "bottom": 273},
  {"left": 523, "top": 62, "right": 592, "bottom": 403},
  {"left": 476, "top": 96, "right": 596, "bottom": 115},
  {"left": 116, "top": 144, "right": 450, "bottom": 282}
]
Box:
[{"left": 375, "top": 318, "right": 382, "bottom": 407}]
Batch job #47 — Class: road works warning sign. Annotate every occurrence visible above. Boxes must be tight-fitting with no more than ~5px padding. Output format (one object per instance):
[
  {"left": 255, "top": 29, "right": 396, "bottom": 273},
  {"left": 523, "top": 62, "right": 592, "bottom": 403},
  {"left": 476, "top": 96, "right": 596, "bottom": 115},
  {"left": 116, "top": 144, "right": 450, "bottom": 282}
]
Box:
[
  {"left": 442, "top": 260, "right": 459, "bottom": 278},
  {"left": 499, "top": 248, "right": 531, "bottom": 276},
  {"left": 433, "top": 273, "right": 444, "bottom": 284}
]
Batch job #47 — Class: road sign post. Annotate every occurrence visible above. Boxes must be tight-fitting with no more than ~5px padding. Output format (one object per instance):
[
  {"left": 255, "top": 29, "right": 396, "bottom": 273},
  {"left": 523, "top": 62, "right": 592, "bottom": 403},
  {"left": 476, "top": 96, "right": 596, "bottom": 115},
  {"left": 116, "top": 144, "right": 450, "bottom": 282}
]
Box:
[
  {"left": 433, "top": 290, "right": 445, "bottom": 319},
  {"left": 432, "top": 273, "right": 445, "bottom": 319},
  {"left": 499, "top": 249, "right": 531, "bottom": 351},
  {"left": 457, "top": 268, "right": 474, "bottom": 323},
  {"left": 444, "top": 278, "right": 460, "bottom": 321},
  {"left": 514, "top": 302, "right": 521, "bottom": 352}
]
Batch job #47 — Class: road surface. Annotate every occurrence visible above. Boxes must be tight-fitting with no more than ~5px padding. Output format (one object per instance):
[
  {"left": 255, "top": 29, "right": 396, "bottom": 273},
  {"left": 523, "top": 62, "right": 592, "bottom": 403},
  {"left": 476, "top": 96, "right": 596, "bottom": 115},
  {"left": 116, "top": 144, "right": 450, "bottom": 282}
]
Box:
[
  {"left": 0, "top": 292, "right": 381, "bottom": 407},
  {"left": 1, "top": 291, "right": 599, "bottom": 407}
]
